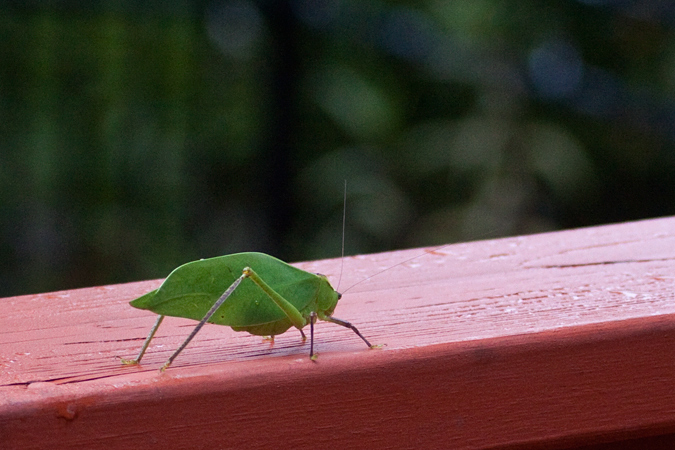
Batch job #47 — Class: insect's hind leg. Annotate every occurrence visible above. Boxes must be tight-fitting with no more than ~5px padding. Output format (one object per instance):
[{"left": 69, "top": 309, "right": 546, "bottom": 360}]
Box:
[
  {"left": 321, "top": 314, "right": 373, "bottom": 348},
  {"left": 160, "top": 272, "right": 247, "bottom": 371},
  {"left": 121, "top": 314, "right": 165, "bottom": 365}
]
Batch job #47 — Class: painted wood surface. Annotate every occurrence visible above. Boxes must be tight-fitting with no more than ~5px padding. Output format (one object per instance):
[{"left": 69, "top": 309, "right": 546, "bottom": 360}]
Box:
[{"left": 2, "top": 216, "right": 675, "bottom": 449}]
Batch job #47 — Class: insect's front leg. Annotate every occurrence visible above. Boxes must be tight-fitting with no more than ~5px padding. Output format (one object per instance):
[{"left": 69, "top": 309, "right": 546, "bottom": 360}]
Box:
[{"left": 321, "top": 314, "right": 373, "bottom": 348}]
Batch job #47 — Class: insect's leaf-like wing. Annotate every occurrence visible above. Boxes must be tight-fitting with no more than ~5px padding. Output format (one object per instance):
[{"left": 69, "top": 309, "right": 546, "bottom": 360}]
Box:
[
  {"left": 129, "top": 253, "right": 324, "bottom": 327},
  {"left": 129, "top": 289, "right": 158, "bottom": 309}
]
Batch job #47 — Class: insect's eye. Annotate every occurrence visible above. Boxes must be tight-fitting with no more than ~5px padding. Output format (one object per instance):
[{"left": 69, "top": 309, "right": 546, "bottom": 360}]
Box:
[{"left": 337, "top": 293, "right": 342, "bottom": 300}]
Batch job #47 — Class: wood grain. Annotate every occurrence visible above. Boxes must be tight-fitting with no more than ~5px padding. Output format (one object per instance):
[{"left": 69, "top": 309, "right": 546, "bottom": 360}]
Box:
[{"left": 2, "top": 216, "right": 675, "bottom": 449}]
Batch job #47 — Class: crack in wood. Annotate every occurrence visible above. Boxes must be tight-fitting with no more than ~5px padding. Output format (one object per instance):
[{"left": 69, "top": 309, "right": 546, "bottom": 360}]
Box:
[{"left": 532, "top": 257, "right": 675, "bottom": 269}]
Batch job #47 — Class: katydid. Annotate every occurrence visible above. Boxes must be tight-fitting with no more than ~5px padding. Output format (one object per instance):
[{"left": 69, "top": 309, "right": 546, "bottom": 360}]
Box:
[{"left": 121, "top": 252, "right": 373, "bottom": 371}]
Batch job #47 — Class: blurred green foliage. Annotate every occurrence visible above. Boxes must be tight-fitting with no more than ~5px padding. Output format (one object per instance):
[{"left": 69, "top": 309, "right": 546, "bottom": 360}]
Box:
[{"left": 2, "top": 0, "right": 675, "bottom": 297}]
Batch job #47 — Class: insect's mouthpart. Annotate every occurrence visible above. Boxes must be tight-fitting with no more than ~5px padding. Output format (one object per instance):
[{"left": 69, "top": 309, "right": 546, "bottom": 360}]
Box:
[{"left": 337, "top": 292, "right": 342, "bottom": 299}]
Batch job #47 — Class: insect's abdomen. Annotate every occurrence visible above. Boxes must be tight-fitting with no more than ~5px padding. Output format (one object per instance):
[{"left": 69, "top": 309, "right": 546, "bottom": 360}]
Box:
[{"left": 232, "top": 318, "right": 294, "bottom": 336}]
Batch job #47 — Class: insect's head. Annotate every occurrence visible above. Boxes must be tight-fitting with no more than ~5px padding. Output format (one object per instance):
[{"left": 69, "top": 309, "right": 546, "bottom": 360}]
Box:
[
  {"left": 313, "top": 272, "right": 341, "bottom": 313},
  {"left": 315, "top": 272, "right": 343, "bottom": 296}
]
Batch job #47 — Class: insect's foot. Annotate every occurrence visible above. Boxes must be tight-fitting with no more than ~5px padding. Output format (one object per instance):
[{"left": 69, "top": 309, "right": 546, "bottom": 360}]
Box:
[
  {"left": 310, "top": 353, "right": 318, "bottom": 361},
  {"left": 120, "top": 358, "right": 140, "bottom": 365},
  {"left": 159, "top": 362, "right": 171, "bottom": 372},
  {"left": 369, "top": 344, "right": 385, "bottom": 350}
]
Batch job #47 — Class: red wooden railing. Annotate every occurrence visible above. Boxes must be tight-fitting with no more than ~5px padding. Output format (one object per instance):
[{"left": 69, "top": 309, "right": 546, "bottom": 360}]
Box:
[{"left": 2, "top": 216, "right": 675, "bottom": 449}]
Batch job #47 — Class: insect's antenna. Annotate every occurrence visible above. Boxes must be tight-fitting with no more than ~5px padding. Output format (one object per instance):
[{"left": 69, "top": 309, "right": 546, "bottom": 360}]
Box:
[
  {"left": 341, "top": 224, "right": 503, "bottom": 295},
  {"left": 341, "top": 244, "right": 452, "bottom": 295},
  {"left": 336, "top": 180, "right": 347, "bottom": 292}
]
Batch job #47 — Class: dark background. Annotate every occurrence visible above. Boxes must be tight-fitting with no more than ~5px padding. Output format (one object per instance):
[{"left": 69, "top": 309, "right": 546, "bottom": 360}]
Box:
[{"left": 2, "top": 0, "right": 675, "bottom": 297}]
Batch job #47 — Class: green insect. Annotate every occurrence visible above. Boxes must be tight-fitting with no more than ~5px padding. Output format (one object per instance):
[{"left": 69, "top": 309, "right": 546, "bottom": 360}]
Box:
[{"left": 121, "top": 252, "right": 373, "bottom": 371}]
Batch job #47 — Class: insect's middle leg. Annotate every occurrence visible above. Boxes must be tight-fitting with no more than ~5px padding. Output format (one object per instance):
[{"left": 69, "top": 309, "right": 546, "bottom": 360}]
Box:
[{"left": 309, "top": 312, "right": 317, "bottom": 360}]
